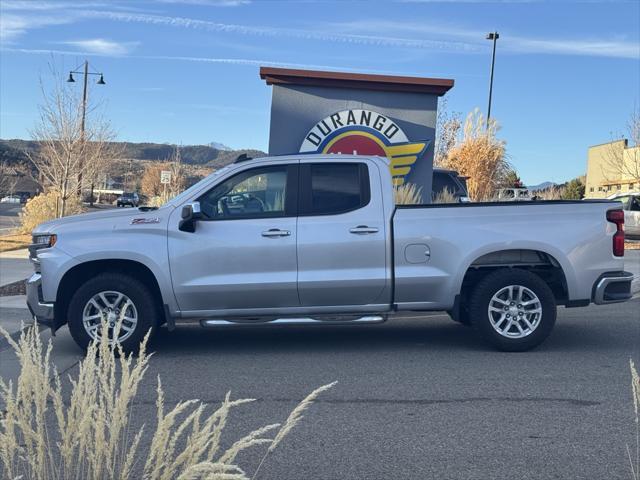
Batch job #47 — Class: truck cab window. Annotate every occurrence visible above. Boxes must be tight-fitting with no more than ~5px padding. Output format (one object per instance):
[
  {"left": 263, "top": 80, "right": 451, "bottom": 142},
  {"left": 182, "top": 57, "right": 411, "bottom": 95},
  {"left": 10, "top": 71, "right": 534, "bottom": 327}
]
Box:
[
  {"left": 198, "top": 166, "right": 290, "bottom": 219},
  {"left": 300, "top": 163, "right": 370, "bottom": 215}
]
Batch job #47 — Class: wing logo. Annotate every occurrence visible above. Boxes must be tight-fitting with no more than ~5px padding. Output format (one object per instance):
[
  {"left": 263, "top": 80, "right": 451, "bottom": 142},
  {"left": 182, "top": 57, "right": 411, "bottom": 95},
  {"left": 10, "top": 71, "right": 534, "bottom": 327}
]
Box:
[{"left": 299, "top": 109, "right": 429, "bottom": 186}]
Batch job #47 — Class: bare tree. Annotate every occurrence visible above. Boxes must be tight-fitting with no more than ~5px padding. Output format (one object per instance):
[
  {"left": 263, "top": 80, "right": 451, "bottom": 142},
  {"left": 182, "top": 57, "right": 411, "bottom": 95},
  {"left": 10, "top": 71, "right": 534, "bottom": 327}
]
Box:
[
  {"left": 603, "top": 108, "right": 640, "bottom": 183},
  {"left": 27, "top": 64, "right": 116, "bottom": 217},
  {"left": 0, "top": 160, "right": 18, "bottom": 196},
  {"left": 434, "top": 97, "right": 461, "bottom": 167}
]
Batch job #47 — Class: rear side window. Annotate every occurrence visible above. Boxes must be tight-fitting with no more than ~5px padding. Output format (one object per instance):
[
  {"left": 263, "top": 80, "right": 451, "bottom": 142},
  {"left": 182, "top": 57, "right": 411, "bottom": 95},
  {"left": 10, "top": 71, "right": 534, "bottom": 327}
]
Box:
[{"left": 300, "top": 163, "right": 370, "bottom": 215}]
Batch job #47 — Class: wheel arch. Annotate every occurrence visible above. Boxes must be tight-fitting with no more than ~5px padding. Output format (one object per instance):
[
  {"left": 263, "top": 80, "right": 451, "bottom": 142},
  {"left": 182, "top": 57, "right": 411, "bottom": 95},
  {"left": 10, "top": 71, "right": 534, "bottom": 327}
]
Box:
[
  {"left": 458, "top": 248, "right": 570, "bottom": 305},
  {"left": 55, "top": 259, "right": 168, "bottom": 327}
]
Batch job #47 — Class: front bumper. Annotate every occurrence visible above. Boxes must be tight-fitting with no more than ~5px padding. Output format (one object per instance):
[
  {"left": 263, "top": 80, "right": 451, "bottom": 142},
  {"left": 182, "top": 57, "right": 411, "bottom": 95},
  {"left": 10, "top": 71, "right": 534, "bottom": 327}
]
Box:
[
  {"left": 26, "top": 273, "right": 55, "bottom": 326},
  {"left": 592, "top": 271, "right": 634, "bottom": 305}
]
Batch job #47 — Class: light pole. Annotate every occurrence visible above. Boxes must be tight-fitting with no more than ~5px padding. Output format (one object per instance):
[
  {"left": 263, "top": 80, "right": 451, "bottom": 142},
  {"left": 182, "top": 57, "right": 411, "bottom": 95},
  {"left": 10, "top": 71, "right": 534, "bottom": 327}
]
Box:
[
  {"left": 67, "top": 60, "right": 106, "bottom": 201},
  {"left": 486, "top": 31, "right": 499, "bottom": 128}
]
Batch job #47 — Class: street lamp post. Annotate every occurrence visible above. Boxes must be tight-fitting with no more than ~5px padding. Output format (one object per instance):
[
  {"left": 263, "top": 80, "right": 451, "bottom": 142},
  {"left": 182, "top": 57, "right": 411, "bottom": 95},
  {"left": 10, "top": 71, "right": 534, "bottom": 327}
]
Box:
[
  {"left": 486, "top": 31, "right": 499, "bottom": 128},
  {"left": 67, "top": 60, "right": 106, "bottom": 202}
]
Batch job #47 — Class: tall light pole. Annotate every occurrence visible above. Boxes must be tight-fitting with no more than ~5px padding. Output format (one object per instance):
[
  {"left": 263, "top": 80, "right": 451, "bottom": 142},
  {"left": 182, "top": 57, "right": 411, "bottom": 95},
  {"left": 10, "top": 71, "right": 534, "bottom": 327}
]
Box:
[
  {"left": 67, "top": 60, "right": 106, "bottom": 200},
  {"left": 486, "top": 31, "right": 499, "bottom": 128}
]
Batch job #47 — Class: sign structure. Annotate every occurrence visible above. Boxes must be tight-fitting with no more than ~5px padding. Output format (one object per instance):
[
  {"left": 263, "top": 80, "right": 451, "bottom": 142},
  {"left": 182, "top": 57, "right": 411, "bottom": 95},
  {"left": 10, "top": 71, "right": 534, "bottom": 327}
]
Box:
[
  {"left": 300, "top": 109, "right": 429, "bottom": 186},
  {"left": 160, "top": 170, "right": 172, "bottom": 185},
  {"left": 260, "top": 67, "right": 454, "bottom": 199}
]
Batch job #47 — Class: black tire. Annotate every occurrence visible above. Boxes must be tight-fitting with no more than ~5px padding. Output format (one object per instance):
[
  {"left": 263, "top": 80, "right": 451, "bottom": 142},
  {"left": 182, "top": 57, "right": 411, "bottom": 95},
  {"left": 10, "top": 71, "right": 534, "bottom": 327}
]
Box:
[
  {"left": 468, "top": 269, "right": 556, "bottom": 352},
  {"left": 67, "top": 272, "right": 158, "bottom": 352}
]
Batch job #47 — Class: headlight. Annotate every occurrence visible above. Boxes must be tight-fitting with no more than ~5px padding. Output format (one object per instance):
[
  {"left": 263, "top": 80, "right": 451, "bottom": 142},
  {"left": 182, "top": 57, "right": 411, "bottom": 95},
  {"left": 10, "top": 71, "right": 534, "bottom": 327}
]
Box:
[
  {"left": 29, "top": 235, "right": 57, "bottom": 269},
  {"left": 32, "top": 234, "right": 57, "bottom": 248}
]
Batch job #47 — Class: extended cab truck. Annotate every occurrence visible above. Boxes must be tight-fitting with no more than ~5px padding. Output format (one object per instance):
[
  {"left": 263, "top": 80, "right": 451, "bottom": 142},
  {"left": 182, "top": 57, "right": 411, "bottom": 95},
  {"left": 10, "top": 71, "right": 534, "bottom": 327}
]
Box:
[{"left": 27, "top": 155, "right": 634, "bottom": 352}]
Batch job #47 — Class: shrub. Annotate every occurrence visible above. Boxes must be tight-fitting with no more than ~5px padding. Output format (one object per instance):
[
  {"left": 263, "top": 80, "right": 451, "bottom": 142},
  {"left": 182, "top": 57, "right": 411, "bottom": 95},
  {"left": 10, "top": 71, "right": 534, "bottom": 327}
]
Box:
[
  {"left": 19, "top": 191, "right": 83, "bottom": 234},
  {"left": 394, "top": 183, "right": 423, "bottom": 205},
  {"left": 442, "top": 109, "right": 510, "bottom": 201},
  {"left": 0, "top": 323, "right": 335, "bottom": 480}
]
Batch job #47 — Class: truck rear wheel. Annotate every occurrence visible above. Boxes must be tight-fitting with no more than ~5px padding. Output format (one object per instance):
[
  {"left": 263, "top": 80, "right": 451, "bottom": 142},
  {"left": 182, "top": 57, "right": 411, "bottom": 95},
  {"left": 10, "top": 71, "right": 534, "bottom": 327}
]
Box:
[
  {"left": 468, "top": 269, "right": 556, "bottom": 352},
  {"left": 67, "top": 272, "right": 157, "bottom": 352}
]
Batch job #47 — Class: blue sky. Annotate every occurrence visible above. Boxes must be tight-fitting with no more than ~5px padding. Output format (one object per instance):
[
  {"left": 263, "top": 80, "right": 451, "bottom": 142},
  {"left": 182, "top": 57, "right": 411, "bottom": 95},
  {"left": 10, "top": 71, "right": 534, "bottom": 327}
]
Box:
[{"left": 1, "top": 0, "right": 638, "bottom": 185}]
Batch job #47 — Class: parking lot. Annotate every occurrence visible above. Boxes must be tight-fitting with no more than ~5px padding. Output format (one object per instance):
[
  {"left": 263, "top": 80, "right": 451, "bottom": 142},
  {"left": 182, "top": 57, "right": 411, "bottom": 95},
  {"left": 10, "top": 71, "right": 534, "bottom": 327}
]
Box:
[{"left": 1, "top": 250, "right": 639, "bottom": 479}]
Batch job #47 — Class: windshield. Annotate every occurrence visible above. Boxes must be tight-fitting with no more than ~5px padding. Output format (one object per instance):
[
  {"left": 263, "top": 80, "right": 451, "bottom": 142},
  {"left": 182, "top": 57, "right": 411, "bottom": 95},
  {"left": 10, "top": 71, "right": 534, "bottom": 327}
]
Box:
[{"left": 165, "top": 165, "right": 234, "bottom": 208}]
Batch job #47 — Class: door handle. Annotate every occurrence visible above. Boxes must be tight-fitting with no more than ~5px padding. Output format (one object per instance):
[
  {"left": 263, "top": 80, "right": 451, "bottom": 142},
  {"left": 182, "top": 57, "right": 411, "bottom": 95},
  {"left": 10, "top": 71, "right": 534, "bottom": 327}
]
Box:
[
  {"left": 349, "top": 225, "right": 379, "bottom": 235},
  {"left": 262, "top": 229, "right": 291, "bottom": 237}
]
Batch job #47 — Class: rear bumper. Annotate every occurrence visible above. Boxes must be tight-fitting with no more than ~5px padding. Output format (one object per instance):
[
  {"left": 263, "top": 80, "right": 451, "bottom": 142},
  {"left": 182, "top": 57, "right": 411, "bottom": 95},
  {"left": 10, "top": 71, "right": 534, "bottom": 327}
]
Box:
[
  {"left": 592, "top": 271, "right": 634, "bottom": 305},
  {"left": 25, "top": 273, "right": 55, "bottom": 326}
]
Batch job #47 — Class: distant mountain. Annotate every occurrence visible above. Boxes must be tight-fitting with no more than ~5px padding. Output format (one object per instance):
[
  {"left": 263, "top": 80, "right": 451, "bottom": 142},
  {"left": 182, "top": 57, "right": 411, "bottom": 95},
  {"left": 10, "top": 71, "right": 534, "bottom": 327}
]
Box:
[
  {"left": 528, "top": 181, "right": 556, "bottom": 191},
  {"left": 209, "top": 141, "right": 232, "bottom": 151},
  {"left": 0, "top": 139, "right": 265, "bottom": 169}
]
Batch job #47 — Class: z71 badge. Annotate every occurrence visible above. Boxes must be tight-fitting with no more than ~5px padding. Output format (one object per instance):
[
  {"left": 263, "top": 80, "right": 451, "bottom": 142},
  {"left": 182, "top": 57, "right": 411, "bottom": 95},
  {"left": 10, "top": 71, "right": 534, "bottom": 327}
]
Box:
[{"left": 130, "top": 217, "right": 160, "bottom": 225}]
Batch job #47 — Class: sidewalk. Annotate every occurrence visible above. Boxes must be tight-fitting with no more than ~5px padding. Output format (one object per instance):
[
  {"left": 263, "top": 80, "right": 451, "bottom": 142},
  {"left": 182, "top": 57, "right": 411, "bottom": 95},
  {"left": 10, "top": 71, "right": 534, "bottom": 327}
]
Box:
[
  {"left": 0, "top": 248, "right": 31, "bottom": 286},
  {"left": 0, "top": 249, "right": 32, "bottom": 343},
  {"left": 625, "top": 249, "right": 640, "bottom": 295}
]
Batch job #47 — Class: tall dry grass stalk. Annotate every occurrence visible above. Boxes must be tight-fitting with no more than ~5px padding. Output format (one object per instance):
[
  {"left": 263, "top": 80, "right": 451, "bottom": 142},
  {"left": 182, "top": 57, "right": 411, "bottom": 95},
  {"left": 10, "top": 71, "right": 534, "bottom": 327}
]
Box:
[
  {"left": 442, "top": 109, "right": 509, "bottom": 201},
  {"left": 0, "top": 323, "right": 336, "bottom": 480},
  {"left": 394, "top": 183, "right": 423, "bottom": 205},
  {"left": 629, "top": 359, "right": 640, "bottom": 480},
  {"left": 433, "top": 187, "right": 457, "bottom": 204}
]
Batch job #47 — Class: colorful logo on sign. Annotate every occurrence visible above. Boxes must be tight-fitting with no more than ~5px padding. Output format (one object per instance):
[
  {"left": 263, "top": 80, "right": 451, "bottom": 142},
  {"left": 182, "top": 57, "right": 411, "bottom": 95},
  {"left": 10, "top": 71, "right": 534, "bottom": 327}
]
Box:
[{"left": 299, "top": 109, "right": 429, "bottom": 186}]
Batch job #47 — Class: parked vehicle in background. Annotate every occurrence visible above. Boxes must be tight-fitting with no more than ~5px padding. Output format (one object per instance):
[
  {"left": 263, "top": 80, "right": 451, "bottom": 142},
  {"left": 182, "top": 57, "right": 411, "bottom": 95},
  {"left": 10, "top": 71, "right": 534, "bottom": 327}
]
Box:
[
  {"left": 608, "top": 191, "right": 640, "bottom": 239},
  {"left": 0, "top": 195, "right": 22, "bottom": 204},
  {"left": 27, "top": 155, "right": 632, "bottom": 353},
  {"left": 498, "top": 188, "right": 533, "bottom": 201},
  {"left": 432, "top": 168, "right": 469, "bottom": 202},
  {"left": 117, "top": 192, "right": 140, "bottom": 208}
]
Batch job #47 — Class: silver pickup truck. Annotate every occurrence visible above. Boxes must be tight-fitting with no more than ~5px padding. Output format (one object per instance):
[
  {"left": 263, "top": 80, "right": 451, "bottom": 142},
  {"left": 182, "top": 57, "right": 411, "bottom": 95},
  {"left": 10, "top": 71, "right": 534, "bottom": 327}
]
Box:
[{"left": 27, "top": 154, "right": 633, "bottom": 352}]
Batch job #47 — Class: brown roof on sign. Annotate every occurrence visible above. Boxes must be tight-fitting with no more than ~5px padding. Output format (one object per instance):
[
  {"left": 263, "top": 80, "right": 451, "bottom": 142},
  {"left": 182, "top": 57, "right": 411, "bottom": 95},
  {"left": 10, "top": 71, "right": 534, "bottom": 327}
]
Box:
[{"left": 259, "top": 67, "right": 454, "bottom": 96}]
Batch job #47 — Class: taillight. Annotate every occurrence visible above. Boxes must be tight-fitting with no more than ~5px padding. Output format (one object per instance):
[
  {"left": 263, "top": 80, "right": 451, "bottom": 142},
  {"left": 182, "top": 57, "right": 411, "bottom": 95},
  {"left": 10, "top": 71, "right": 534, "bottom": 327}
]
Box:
[{"left": 606, "top": 209, "right": 624, "bottom": 257}]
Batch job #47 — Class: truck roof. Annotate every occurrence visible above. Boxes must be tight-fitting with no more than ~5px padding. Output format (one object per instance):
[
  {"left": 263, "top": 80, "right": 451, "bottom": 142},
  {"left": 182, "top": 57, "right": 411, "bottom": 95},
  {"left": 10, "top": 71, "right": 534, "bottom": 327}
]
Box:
[{"left": 237, "top": 153, "right": 392, "bottom": 166}]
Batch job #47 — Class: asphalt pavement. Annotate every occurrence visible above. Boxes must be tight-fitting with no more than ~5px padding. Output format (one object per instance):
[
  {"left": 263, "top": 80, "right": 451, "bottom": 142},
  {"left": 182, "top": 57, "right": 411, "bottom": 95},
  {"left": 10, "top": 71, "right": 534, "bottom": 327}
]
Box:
[
  {"left": 0, "top": 249, "right": 639, "bottom": 479},
  {"left": 1, "top": 299, "right": 638, "bottom": 479},
  {"left": 0, "top": 203, "right": 21, "bottom": 233}
]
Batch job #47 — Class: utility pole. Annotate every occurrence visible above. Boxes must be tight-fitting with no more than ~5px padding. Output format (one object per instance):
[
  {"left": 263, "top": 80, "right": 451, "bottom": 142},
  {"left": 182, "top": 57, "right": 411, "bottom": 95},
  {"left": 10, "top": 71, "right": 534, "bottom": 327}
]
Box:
[
  {"left": 67, "top": 61, "right": 106, "bottom": 201},
  {"left": 486, "top": 31, "right": 499, "bottom": 128}
]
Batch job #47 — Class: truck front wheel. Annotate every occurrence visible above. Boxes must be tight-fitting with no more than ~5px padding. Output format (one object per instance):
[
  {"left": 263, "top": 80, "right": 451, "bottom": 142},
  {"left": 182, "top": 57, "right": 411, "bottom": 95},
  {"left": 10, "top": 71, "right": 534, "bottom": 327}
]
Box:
[
  {"left": 67, "top": 272, "right": 158, "bottom": 352},
  {"left": 468, "top": 269, "right": 556, "bottom": 352}
]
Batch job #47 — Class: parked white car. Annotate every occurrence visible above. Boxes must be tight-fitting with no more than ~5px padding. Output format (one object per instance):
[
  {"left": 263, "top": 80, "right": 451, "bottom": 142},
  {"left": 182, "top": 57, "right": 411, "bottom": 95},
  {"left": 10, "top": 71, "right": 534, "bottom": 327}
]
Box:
[
  {"left": 608, "top": 191, "right": 640, "bottom": 239},
  {"left": 0, "top": 195, "right": 21, "bottom": 204},
  {"left": 498, "top": 188, "right": 533, "bottom": 201}
]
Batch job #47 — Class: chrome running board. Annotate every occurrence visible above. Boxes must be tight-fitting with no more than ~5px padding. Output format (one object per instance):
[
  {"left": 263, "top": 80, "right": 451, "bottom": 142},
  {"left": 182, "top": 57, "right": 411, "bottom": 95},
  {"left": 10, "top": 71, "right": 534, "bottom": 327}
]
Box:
[{"left": 200, "top": 315, "right": 386, "bottom": 327}]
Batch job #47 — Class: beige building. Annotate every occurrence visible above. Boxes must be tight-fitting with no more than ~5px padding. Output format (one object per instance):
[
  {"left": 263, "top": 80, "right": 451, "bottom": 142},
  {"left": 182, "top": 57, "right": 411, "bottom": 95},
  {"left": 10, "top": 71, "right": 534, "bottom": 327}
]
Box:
[{"left": 585, "top": 139, "right": 640, "bottom": 198}]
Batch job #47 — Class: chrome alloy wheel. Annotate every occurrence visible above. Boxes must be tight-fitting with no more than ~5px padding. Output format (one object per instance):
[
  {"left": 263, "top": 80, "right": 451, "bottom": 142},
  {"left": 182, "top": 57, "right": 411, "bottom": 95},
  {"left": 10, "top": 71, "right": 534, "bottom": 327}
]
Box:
[
  {"left": 82, "top": 290, "right": 138, "bottom": 343},
  {"left": 488, "top": 285, "right": 542, "bottom": 339}
]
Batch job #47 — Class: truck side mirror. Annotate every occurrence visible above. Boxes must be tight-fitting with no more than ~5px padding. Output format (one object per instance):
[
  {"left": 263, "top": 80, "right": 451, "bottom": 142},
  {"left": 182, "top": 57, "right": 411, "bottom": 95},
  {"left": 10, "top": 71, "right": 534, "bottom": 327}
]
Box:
[{"left": 179, "top": 201, "right": 202, "bottom": 233}]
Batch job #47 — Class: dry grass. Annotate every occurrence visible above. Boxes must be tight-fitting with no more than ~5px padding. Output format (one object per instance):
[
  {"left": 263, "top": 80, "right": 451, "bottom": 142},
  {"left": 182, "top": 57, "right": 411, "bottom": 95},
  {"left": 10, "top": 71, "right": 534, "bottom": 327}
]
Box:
[
  {"left": 433, "top": 187, "right": 457, "bottom": 204},
  {"left": 394, "top": 183, "right": 423, "bottom": 205},
  {"left": 0, "top": 323, "right": 336, "bottom": 480},
  {"left": 535, "top": 185, "right": 565, "bottom": 200},
  {"left": 0, "top": 233, "right": 31, "bottom": 252},
  {"left": 630, "top": 360, "right": 640, "bottom": 480}
]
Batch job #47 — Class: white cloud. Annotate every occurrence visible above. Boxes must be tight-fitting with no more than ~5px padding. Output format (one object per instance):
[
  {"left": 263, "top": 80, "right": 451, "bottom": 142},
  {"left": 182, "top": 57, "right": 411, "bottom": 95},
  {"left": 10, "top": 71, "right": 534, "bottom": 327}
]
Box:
[
  {"left": 56, "top": 38, "right": 140, "bottom": 55},
  {"left": 331, "top": 19, "right": 640, "bottom": 59},
  {"left": 82, "top": 11, "right": 481, "bottom": 53},
  {"left": 153, "top": 0, "right": 250, "bottom": 5},
  {"left": 1, "top": 46, "right": 363, "bottom": 71},
  {"left": 0, "top": 13, "right": 75, "bottom": 41}
]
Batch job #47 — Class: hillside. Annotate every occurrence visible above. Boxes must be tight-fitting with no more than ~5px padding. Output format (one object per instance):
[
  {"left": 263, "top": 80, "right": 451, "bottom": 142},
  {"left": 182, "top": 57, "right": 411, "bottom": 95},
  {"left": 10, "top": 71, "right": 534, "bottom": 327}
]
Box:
[{"left": 0, "top": 139, "right": 265, "bottom": 169}]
